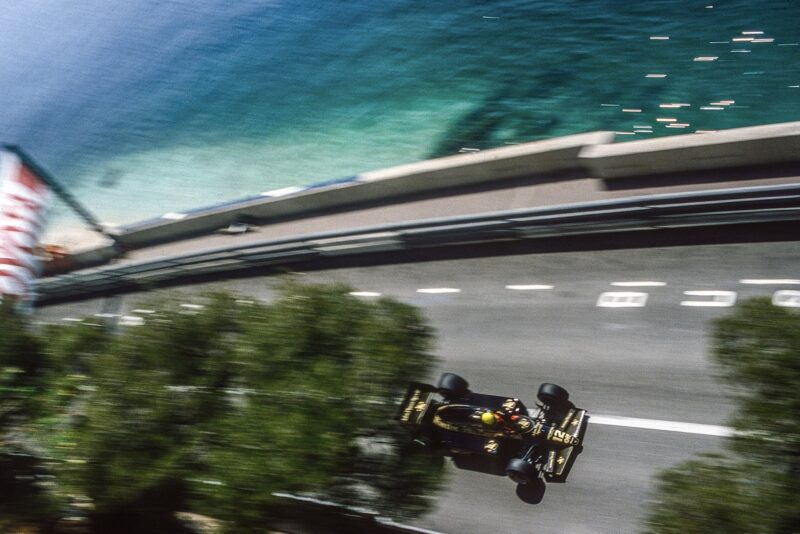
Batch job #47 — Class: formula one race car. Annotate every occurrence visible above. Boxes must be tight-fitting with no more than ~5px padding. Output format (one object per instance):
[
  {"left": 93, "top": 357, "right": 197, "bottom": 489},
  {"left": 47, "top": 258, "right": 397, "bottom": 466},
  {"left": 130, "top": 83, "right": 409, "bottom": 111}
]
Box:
[{"left": 398, "top": 373, "right": 588, "bottom": 486}]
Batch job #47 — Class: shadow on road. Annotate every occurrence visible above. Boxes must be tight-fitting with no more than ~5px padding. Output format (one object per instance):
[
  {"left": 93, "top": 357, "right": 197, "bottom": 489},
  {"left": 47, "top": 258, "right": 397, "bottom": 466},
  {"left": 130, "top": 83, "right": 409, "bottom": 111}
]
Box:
[
  {"left": 451, "top": 455, "right": 547, "bottom": 505},
  {"left": 515, "top": 479, "right": 546, "bottom": 504}
]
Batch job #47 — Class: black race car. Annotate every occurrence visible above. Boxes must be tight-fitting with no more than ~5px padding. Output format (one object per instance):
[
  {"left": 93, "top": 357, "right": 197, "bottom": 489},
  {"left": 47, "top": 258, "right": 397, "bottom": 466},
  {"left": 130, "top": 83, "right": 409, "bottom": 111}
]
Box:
[{"left": 398, "top": 373, "right": 588, "bottom": 486}]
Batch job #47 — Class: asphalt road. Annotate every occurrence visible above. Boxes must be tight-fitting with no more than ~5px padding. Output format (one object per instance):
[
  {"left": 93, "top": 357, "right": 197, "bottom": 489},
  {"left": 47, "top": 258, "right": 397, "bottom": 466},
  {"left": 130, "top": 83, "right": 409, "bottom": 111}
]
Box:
[{"left": 35, "top": 240, "right": 800, "bottom": 533}]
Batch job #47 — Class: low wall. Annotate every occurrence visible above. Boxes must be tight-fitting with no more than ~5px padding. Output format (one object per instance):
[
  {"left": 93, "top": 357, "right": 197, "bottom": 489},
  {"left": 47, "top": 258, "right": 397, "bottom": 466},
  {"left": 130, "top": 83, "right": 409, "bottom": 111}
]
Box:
[
  {"left": 580, "top": 121, "right": 800, "bottom": 178},
  {"left": 113, "top": 131, "right": 614, "bottom": 249},
  {"left": 60, "top": 121, "right": 800, "bottom": 269}
]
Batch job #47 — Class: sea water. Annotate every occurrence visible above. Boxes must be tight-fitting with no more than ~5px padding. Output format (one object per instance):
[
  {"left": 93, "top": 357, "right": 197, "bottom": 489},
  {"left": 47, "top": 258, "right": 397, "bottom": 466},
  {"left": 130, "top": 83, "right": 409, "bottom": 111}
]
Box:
[{"left": 0, "top": 0, "right": 798, "bottom": 243}]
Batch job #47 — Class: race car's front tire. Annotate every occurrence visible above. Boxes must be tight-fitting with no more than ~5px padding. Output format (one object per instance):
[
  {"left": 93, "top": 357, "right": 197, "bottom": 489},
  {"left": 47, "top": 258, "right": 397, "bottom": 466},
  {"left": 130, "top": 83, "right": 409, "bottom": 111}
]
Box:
[
  {"left": 506, "top": 458, "right": 537, "bottom": 485},
  {"left": 537, "top": 383, "right": 569, "bottom": 407},
  {"left": 437, "top": 372, "right": 469, "bottom": 399}
]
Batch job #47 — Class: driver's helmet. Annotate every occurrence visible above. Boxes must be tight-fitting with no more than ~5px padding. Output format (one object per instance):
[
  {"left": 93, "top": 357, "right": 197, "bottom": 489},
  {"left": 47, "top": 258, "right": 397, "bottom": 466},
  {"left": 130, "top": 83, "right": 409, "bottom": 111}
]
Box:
[{"left": 480, "top": 411, "right": 499, "bottom": 427}]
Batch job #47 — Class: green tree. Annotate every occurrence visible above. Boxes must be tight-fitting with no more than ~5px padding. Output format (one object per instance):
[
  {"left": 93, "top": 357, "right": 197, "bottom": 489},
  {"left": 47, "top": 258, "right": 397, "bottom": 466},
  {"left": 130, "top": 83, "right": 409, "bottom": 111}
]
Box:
[
  {"left": 2, "top": 283, "right": 444, "bottom": 533},
  {"left": 644, "top": 298, "right": 800, "bottom": 534},
  {"left": 0, "top": 301, "right": 60, "bottom": 532},
  {"left": 193, "top": 283, "right": 444, "bottom": 531}
]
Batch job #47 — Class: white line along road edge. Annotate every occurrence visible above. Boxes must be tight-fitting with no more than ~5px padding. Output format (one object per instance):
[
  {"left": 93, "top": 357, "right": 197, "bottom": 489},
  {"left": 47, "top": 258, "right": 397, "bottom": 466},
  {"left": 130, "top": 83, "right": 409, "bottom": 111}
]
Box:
[
  {"left": 526, "top": 411, "right": 733, "bottom": 437},
  {"left": 589, "top": 414, "right": 733, "bottom": 437}
]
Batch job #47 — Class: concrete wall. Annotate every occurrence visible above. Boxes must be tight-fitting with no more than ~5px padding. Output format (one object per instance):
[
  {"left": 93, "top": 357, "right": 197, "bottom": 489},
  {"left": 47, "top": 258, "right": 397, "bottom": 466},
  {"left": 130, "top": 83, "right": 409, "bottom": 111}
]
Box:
[
  {"left": 580, "top": 121, "right": 800, "bottom": 178},
  {"left": 114, "top": 131, "right": 614, "bottom": 248},
  {"left": 88, "top": 121, "right": 800, "bottom": 253}
]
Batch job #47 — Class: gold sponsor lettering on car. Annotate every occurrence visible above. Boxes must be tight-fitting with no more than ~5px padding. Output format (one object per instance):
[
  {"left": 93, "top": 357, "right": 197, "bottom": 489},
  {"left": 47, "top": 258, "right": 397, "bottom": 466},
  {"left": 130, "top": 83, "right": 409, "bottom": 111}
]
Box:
[
  {"left": 401, "top": 390, "right": 420, "bottom": 423},
  {"left": 502, "top": 398, "right": 517, "bottom": 411},
  {"left": 547, "top": 428, "right": 579, "bottom": 446}
]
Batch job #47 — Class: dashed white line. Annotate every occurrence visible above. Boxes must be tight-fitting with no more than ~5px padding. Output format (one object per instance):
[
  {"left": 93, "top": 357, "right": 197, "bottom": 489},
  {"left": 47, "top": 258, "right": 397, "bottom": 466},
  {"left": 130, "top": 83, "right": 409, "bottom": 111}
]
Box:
[
  {"left": 505, "top": 284, "right": 554, "bottom": 290},
  {"left": 350, "top": 291, "right": 382, "bottom": 297},
  {"left": 740, "top": 279, "right": 800, "bottom": 285},
  {"left": 773, "top": 290, "right": 800, "bottom": 307},
  {"left": 119, "top": 316, "right": 145, "bottom": 327},
  {"left": 597, "top": 292, "right": 648, "bottom": 308},
  {"left": 417, "top": 288, "right": 461, "bottom": 294},
  {"left": 611, "top": 281, "right": 666, "bottom": 287},
  {"left": 680, "top": 290, "right": 737, "bottom": 307}
]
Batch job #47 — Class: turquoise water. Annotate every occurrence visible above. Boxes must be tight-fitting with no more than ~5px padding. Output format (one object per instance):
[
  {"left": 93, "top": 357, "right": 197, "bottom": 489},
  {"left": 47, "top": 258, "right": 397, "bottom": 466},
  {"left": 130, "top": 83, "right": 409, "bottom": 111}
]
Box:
[{"left": 1, "top": 0, "right": 798, "bottom": 234}]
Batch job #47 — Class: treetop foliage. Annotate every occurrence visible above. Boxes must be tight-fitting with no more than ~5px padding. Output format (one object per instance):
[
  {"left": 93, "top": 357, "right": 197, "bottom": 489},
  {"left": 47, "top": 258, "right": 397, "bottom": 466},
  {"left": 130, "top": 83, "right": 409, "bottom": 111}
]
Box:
[
  {"left": 645, "top": 298, "right": 799, "bottom": 534},
  {"left": 0, "top": 282, "right": 445, "bottom": 533}
]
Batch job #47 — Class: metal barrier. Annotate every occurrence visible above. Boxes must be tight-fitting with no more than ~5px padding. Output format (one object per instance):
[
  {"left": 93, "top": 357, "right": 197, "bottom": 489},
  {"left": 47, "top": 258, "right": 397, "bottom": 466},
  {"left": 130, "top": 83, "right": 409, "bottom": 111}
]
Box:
[{"left": 35, "top": 183, "right": 800, "bottom": 305}]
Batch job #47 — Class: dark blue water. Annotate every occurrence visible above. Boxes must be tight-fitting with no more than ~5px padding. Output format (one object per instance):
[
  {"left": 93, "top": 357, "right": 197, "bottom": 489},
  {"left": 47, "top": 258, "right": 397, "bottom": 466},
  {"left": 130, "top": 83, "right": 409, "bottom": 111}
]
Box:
[{"left": 1, "top": 0, "right": 798, "bottom": 235}]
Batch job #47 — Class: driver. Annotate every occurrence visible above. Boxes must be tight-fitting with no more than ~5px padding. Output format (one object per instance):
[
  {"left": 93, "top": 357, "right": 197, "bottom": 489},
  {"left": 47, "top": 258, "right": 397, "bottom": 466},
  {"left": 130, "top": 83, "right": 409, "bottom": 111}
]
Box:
[{"left": 480, "top": 410, "right": 518, "bottom": 433}]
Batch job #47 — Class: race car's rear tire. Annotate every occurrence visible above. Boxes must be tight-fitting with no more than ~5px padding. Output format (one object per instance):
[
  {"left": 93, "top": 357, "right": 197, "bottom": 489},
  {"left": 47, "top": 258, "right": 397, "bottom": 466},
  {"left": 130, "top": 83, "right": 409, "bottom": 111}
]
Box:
[
  {"left": 537, "top": 383, "right": 569, "bottom": 407},
  {"left": 437, "top": 373, "right": 469, "bottom": 399},
  {"left": 506, "top": 458, "right": 537, "bottom": 485}
]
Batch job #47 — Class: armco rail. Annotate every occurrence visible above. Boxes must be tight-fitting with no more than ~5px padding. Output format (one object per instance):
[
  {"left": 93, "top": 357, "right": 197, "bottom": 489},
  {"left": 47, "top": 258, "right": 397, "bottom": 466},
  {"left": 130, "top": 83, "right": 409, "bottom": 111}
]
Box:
[{"left": 35, "top": 183, "right": 800, "bottom": 305}]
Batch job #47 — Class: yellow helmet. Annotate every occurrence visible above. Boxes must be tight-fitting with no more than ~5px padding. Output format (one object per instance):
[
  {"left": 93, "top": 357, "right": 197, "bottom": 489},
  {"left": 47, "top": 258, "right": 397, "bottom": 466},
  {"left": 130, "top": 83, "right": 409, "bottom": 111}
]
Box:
[{"left": 480, "top": 412, "right": 498, "bottom": 427}]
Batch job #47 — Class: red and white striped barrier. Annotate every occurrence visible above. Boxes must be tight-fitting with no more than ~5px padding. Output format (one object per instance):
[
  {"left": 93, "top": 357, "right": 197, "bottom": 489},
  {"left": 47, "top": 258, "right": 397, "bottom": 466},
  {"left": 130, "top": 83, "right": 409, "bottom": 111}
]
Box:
[{"left": 0, "top": 150, "right": 50, "bottom": 303}]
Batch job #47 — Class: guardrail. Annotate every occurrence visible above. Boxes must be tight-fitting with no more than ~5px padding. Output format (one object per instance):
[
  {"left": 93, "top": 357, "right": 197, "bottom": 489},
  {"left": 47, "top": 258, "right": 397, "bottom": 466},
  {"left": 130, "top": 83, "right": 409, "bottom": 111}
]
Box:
[{"left": 35, "top": 184, "right": 800, "bottom": 305}]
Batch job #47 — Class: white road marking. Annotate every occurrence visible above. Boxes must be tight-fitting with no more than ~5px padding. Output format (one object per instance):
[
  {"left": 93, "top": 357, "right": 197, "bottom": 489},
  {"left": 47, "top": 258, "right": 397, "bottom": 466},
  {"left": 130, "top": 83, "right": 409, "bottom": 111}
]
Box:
[
  {"left": 417, "top": 288, "right": 461, "bottom": 294},
  {"left": 61, "top": 317, "right": 81, "bottom": 322},
  {"left": 589, "top": 415, "right": 733, "bottom": 437},
  {"left": 680, "top": 290, "right": 737, "bottom": 307},
  {"left": 350, "top": 291, "right": 382, "bottom": 297},
  {"left": 131, "top": 309, "right": 156, "bottom": 314},
  {"left": 740, "top": 279, "right": 800, "bottom": 285},
  {"left": 180, "top": 303, "right": 205, "bottom": 309},
  {"left": 772, "top": 290, "right": 800, "bottom": 307},
  {"left": 597, "top": 292, "right": 648, "bottom": 308},
  {"left": 272, "top": 493, "right": 446, "bottom": 534},
  {"left": 119, "top": 316, "right": 145, "bottom": 327},
  {"left": 505, "top": 284, "right": 554, "bottom": 290},
  {"left": 611, "top": 281, "right": 666, "bottom": 287}
]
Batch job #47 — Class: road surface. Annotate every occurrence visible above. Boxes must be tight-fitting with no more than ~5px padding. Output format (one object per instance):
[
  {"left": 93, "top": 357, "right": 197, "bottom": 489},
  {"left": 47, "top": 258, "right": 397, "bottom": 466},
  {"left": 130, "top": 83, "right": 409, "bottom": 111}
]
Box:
[{"left": 36, "top": 240, "right": 800, "bottom": 533}]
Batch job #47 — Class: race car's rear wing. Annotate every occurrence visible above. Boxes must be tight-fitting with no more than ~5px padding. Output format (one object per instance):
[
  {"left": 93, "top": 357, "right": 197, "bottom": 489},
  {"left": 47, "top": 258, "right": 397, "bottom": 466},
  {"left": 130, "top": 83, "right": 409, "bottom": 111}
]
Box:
[
  {"left": 397, "top": 382, "right": 438, "bottom": 426},
  {"left": 547, "top": 407, "right": 589, "bottom": 481}
]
